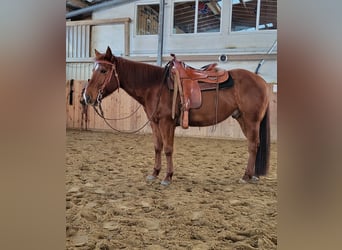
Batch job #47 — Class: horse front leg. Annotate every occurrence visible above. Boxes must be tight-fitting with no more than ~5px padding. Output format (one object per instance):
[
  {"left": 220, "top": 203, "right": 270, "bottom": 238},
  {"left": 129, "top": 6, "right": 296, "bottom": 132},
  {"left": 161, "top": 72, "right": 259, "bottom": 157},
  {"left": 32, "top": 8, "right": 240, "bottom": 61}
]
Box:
[
  {"left": 159, "top": 119, "right": 176, "bottom": 186},
  {"left": 146, "top": 122, "right": 163, "bottom": 181}
]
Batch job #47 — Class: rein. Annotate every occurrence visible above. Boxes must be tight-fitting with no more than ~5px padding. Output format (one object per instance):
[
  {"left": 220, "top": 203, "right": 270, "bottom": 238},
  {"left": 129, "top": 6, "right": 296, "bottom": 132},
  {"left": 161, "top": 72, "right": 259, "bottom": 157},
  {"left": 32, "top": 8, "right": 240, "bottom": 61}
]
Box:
[
  {"left": 91, "top": 58, "right": 167, "bottom": 134},
  {"left": 93, "top": 104, "right": 152, "bottom": 134}
]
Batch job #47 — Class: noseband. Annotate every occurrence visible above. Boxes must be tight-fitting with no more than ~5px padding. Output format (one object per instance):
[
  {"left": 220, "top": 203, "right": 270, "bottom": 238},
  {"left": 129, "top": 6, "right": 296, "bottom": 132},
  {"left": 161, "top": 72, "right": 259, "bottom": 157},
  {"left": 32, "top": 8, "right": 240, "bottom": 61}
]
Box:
[{"left": 94, "top": 59, "right": 120, "bottom": 103}]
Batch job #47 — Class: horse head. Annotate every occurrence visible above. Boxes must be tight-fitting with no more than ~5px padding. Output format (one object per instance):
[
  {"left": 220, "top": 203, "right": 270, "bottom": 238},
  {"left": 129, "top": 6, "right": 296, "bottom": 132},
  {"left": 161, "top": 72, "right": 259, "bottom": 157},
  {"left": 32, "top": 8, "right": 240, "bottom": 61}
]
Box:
[{"left": 83, "top": 46, "right": 120, "bottom": 105}]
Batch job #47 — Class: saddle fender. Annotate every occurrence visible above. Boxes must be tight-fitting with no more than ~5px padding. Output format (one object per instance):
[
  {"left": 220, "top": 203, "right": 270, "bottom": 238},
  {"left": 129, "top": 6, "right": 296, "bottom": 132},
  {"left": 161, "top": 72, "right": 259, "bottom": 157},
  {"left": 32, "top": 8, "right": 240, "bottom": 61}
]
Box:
[{"left": 182, "top": 79, "right": 202, "bottom": 109}]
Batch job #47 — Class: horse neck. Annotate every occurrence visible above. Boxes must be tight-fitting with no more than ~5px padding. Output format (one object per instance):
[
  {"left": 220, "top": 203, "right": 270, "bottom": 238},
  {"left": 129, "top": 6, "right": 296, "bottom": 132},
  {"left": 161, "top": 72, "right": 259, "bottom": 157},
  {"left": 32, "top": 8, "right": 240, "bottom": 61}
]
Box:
[{"left": 115, "top": 57, "right": 165, "bottom": 100}]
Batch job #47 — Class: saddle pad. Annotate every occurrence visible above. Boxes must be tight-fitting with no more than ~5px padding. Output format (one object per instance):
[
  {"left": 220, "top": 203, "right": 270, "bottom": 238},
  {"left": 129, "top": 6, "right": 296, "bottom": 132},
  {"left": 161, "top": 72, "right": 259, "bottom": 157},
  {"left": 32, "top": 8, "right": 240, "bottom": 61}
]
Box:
[
  {"left": 199, "top": 75, "right": 234, "bottom": 91},
  {"left": 167, "top": 74, "right": 234, "bottom": 91}
]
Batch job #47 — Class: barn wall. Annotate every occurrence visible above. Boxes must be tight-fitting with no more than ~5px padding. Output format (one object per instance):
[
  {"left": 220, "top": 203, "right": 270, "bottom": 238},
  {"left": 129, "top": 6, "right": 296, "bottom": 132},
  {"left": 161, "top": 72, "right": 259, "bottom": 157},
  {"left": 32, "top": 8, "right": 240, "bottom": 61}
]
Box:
[
  {"left": 89, "top": 0, "right": 277, "bottom": 83},
  {"left": 66, "top": 0, "right": 277, "bottom": 140},
  {"left": 66, "top": 63, "right": 93, "bottom": 81},
  {"left": 66, "top": 80, "right": 277, "bottom": 141},
  {"left": 66, "top": 0, "right": 277, "bottom": 82},
  {"left": 92, "top": 0, "right": 277, "bottom": 55}
]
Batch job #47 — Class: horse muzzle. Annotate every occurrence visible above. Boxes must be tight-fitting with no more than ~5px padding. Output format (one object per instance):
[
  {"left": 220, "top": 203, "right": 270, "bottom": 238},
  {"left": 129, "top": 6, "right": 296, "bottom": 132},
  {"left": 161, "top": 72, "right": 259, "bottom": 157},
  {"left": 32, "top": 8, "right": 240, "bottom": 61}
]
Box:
[
  {"left": 82, "top": 91, "right": 96, "bottom": 105},
  {"left": 83, "top": 91, "right": 103, "bottom": 106}
]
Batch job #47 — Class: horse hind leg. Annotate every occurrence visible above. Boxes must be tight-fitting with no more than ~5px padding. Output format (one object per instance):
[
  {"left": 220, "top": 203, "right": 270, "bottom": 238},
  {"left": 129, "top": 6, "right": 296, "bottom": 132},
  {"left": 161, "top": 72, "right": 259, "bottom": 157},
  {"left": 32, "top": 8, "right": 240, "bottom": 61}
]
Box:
[
  {"left": 234, "top": 115, "right": 260, "bottom": 183},
  {"left": 242, "top": 133, "right": 260, "bottom": 183}
]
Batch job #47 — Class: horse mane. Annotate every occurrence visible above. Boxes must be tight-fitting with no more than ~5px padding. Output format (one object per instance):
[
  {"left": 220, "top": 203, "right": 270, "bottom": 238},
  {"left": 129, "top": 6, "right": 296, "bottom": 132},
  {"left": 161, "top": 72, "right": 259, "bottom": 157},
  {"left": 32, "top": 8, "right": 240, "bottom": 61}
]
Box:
[{"left": 115, "top": 57, "right": 166, "bottom": 87}]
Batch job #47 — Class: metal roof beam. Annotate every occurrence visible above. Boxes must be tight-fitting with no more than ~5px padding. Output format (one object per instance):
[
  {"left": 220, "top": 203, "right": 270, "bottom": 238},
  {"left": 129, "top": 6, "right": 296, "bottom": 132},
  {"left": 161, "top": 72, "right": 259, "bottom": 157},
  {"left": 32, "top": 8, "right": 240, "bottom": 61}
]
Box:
[{"left": 66, "top": 0, "right": 139, "bottom": 19}]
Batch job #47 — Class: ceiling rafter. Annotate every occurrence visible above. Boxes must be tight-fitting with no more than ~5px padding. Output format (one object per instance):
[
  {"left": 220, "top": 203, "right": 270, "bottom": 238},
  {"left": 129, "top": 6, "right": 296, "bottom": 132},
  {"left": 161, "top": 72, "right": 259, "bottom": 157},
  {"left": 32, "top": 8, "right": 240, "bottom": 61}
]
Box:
[{"left": 66, "top": 0, "right": 88, "bottom": 9}]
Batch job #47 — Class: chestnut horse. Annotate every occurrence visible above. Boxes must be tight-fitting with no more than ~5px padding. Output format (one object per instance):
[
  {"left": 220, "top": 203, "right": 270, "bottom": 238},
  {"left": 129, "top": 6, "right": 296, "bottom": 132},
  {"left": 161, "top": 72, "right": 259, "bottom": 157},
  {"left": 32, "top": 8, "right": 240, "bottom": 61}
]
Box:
[{"left": 83, "top": 47, "right": 270, "bottom": 185}]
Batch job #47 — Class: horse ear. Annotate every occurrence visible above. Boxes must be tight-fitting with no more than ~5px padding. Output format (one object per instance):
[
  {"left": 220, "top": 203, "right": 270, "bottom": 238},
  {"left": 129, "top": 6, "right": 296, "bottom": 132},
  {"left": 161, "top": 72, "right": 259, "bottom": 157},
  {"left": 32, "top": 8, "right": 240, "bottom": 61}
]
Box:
[
  {"left": 94, "top": 49, "right": 101, "bottom": 58},
  {"left": 105, "top": 46, "right": 112, "bottom": 60}
]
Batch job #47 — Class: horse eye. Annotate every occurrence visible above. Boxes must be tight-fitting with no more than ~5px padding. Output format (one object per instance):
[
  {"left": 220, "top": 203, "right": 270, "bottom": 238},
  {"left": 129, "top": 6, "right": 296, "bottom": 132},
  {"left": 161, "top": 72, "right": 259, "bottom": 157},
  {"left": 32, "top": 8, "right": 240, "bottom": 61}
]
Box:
[{"left": 100, "top": 69, "right": 107, "bottom": 74}]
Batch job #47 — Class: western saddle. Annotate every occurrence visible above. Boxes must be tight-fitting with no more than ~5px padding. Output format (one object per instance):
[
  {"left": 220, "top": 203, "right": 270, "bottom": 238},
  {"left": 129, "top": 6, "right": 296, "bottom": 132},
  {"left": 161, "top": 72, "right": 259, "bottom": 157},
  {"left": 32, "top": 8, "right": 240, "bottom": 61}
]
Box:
[{"left": 168, "top": 54, "right": 229, "bottom": 129}]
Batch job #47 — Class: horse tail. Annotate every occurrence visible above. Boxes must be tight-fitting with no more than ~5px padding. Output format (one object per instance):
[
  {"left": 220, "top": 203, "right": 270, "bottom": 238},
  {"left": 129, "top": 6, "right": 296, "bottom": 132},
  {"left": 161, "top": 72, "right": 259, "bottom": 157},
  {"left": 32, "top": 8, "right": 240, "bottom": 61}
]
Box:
[{"left": 255, "top": 105, "right": 270, "bottom": 176}]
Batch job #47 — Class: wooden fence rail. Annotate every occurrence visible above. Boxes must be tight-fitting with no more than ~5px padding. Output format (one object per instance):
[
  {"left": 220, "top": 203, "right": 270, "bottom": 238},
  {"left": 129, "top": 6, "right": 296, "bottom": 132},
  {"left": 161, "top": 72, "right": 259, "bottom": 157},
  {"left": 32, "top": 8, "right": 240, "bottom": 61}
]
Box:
[{"left": 66, "top": 80, "right": 277, "bottom": 141}]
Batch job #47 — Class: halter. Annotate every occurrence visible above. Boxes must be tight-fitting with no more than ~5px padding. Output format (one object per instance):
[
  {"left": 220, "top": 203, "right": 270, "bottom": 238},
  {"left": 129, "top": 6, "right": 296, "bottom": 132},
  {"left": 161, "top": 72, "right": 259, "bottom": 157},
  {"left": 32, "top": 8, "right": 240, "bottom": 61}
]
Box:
[{"left": 94, "top": 59, "right": 121, "bottom": 103}]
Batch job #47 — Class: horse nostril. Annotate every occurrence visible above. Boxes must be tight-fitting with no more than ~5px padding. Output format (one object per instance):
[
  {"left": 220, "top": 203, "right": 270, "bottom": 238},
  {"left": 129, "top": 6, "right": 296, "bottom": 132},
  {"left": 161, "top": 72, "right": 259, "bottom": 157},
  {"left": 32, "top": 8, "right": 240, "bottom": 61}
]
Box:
[{"left": 83, "top": 93, "right": 92, "bottom": 104}]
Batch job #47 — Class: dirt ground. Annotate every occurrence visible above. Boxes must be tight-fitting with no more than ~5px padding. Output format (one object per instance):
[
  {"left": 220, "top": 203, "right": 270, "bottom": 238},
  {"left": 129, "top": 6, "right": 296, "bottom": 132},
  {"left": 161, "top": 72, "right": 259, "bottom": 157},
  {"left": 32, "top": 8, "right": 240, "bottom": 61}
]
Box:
[{"left": 66, "top": 129, "right": 277, "bottom": 250}]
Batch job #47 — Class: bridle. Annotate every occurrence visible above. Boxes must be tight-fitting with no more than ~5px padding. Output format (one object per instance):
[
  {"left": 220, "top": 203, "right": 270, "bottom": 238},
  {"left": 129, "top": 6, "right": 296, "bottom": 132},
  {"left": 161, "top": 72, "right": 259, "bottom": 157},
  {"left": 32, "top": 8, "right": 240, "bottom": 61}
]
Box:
[
  {"left": 88, "top": 58, "right": 168, "bottom": 134},
  {"left": 91, "top": 59, "right": 121, "bottom": 117},
  {"left": 94, "top": 59, "right": 121, "bottom": 104}
]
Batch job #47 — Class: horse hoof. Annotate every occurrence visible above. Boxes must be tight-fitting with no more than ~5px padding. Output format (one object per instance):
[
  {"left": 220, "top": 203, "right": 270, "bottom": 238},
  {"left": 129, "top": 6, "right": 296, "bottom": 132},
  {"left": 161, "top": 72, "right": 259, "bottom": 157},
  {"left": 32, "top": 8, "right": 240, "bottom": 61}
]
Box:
[
  {"left": 250, "top": 176, "right": 259, "bottom": 183},
  {"left": 160, "top": 180, "right": 171, "bottom": 186},
  {"left": 238, "top": 176, "right": 259, "bottom": 184},
  {"left": 238, "top": 178, "right": 247, "bottom": 184},
  {"left": 146, "top": 175, "right": 157, "bottom": 181}
]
